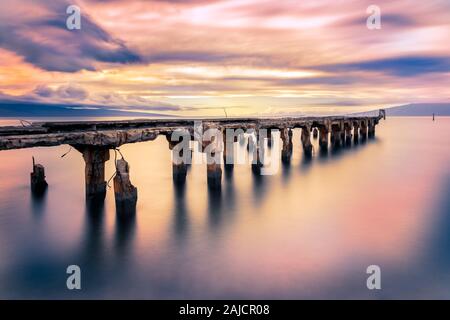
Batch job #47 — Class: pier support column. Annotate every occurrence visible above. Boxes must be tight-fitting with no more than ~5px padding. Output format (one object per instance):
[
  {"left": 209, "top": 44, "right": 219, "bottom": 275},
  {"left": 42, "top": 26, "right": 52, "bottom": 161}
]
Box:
[
  {"left": 223, "top": 129, "right": 235, "bottom": 170},
  {"left": 319, "top": 126, "right": 329, "bottom": 153},
  {"left": 330, "top": 124, "right": 342, "bottom": 149},
  {"left": 353, "top": 122, "right": 360, "bottom": 144},
  {"left": 74, "top": 146, "right": 110, "bottom": 200},
  {"left": 344, "top": 123, "right": 352, "bottom": 146},
  {"left": 113, "top": 158, "right": 137, "bottom": 215},
  {"left": 280, "top": 128, "right": 293, "bottom": 164},
  {"left": 312, "top": 127, "right": 318, "bottom": 139},
  {"left": 266, "top": 129, "right": 273, "bottom": 148},
  {"left": 203, "top": 127, "right": 223, "bottom": 190},
  {"left": 30, "top": 157, "right": 48, "bottom": 194},
  {"left": 301, "top": 125, "right": 313, "bottom": 158},
  {"left": 167, "top": 132, "right": 190, "bottom": 184},
  {"left": 368, "top": 120, "right": 376, "bottom": 138},
  {"left": 251, "top": 129, "right": 264, "bottom": 175},
  {"left": 360, "top": 120, "right": 368, "bottom": 141}
]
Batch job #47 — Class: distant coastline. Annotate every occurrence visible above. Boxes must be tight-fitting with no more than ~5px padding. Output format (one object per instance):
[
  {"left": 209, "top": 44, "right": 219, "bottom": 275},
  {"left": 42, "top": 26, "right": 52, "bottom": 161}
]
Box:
[
  {"left": 1, "top": 100, "right": 450, "bottom": 118},
  {"left": 0, "top": 100, "right": 176, "bottom": 118}
]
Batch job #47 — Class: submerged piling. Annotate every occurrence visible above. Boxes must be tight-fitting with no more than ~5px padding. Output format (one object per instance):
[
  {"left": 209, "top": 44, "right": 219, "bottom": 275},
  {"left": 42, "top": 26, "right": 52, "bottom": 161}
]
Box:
[{"left": 30, "top": 157, "right": 47, "bottom": 194}]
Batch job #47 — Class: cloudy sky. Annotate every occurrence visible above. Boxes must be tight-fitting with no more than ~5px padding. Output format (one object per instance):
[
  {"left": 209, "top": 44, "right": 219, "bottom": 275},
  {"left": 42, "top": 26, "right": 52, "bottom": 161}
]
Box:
[{"left": 0, "top": 0, "right": 449, "bottom": 116}]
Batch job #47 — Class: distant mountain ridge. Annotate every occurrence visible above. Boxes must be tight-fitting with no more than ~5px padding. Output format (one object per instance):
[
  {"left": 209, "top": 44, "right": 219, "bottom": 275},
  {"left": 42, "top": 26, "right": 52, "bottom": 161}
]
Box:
[{"left": 386, "top": 103, "right": 450, "bottom": 116}]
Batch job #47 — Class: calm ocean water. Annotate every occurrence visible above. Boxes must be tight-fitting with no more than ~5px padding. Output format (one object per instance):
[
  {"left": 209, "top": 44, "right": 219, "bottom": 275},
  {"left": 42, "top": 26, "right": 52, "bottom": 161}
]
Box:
[{"left": 0, "top": 117, "right": 450, "bottom": 299}]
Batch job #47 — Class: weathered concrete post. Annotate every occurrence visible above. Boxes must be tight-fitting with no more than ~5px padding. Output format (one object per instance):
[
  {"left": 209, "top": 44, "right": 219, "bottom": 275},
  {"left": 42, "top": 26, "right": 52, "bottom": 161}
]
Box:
[
  {"left": 266, "top": 129, "right": 273, "bottom": 148},
  {"left": 344, "top": 122, "right": 352, "bottom": 146},
  {"left": 74, "top": 146, "right": 110, "bottom": 200},
  {"left": 247, "top": 131, "right": 257, "bottom": 153},
  {"left": 166, "top": 132, "right": 190, "bottom": 184},
  {"left": 353, "top": 121, "right": 360, "bottom": 144},
  {"left": 223, "top": 129, "right": 235, "bottom": 171},
  {"left": 319, "top": 125, "right": 329, "bottom": 153},
  {"left": 30, "top": 157, "right": 48, "bottom": 194},
  {"left": 280, "top": 127, "right": 293, "bottom": 163},
  {"left": 340, "top": 123, "right": 345, "bottom": 143},
  {"left": 360, "top": 120, "right": 368, "bottom": 141},
  {"left": 368, "top": 119, "right": 376, "bottom": 138},
  {"left": 251, "top": 129, "right": 264, "bottom": 175},
  {"left": 203, "top": 126, "right": 223, "bottom": 189},
  {"left": 301, "top": 125, "right": 313, "bottom": 158},
  {"left": 330, "top": 124, "right": 342, "bottom": 149},
  {"left": 113, "top": 158, "right": 137, "bottom": 215},
  {"left": 312, "top": 127, "right": 319, "bottom": 139}
]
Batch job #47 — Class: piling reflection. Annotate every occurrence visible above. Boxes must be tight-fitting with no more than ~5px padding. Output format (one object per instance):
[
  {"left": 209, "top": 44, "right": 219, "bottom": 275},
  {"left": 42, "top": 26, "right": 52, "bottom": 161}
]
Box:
[
  {"left": 172, "top": 181, "right": 189, "bottom": 240},
  {"left": 207, "top": 187, "right": 223, "bottom": 229},
  {"left": 115, "top": 210, "right": 136, "bottom": 254},
  {"left": 84, "top": 197, "right": 106, "bottom": 259},
  {"left": 30, "top": 187, "right": 48, "bottom": 219}
]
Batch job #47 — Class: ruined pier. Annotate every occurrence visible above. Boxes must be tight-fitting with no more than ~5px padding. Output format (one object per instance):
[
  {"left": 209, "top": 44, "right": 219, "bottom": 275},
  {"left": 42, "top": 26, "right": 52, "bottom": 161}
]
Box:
[{"left": 0, "top": 110, "right": 385, "bottom": 213}]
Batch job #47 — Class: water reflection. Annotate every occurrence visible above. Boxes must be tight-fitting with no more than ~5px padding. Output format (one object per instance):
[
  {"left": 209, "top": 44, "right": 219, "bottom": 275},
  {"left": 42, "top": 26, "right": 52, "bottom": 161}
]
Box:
[
  {"left": 172, "top": 181, "right": 189, "bottom": 240},
  {"left": 2, "top": 118, "right": 450, "bottom": 298},
  {"left": 83, "top": 198, "right": 106, "bottom": 261},
  {"left": 30, "top": 187, "right": 48, "bottom": 219},
  {"left": 207, "top": 187, "right": 223, "bottom": 229}
]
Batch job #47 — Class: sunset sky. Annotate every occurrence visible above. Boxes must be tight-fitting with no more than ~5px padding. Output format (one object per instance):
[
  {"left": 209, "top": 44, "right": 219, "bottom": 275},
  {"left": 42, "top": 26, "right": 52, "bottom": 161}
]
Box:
[{"left": 0, "top": 0, "right": 449, "bottom": 117}]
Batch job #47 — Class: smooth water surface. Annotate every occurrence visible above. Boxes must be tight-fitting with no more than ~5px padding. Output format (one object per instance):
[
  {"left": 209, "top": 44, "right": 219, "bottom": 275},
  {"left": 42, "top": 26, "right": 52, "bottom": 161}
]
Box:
[{"left": 0, "top": 117, "right": 450, "bottom": 299}]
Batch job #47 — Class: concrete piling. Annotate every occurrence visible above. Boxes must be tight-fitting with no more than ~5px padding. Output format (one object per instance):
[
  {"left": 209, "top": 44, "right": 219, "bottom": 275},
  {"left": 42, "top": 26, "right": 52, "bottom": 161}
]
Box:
[
  {"left": 301, "top": 125, "right": 313, "bottom": 158},
  {"left": 280, "top": 128, "right": 293, "bottom": 164},
  {"left": 312, "top": 127, "right": 319, "bottom": 139},
  {"left": 344, "top": 123, "right": 352, "bottom": 146},
  {"left": 353, "top": 122, "right": 360, "bottom": 144},
  {"left": 203, "top": 127, "right": 223, "bottom": 189},
  {"left": 319, "top": 126, "right": 329, "bottom": 153},
  {"left": 74, "top": 146, "right": 110, "bottom": 200},
  {"left": 113, "top": 158, "right": 137, "bottom": 215},
  {"left": 30, "top": 157, "right": 48, "bottom": 194}
]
